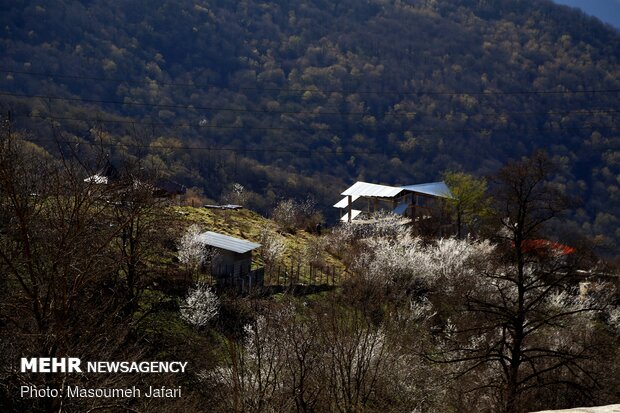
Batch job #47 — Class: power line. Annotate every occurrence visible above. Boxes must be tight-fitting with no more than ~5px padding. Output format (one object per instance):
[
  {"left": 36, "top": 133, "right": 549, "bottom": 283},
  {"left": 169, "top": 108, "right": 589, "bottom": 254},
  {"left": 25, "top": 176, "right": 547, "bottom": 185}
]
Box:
[
  {"left": 16, "top": 113, "right": 619, "bottom": 135},
  {"left": 19, "top": 136, "right": 386, "bottom": 156},
  {"left": 2, "top": 68, "right": 620, "bottom": 97},
  {"left": 3, "top": 91, "right": 619, "bottom": 120},
  {"left": 18, "top": 113, "right": 294, "bottom": 132}
]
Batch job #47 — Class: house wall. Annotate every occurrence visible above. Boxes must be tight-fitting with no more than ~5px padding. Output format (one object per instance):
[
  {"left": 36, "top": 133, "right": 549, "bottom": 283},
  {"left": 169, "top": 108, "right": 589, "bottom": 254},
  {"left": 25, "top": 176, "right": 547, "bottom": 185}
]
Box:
[{"left": 211, "top": 250, "right": 252, "bottom": 278}]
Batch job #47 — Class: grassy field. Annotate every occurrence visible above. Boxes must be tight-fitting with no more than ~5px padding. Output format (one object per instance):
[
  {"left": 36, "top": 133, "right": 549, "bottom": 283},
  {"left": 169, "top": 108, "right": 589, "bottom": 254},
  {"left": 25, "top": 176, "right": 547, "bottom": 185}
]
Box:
[{"left": 173, "top": 206, "right": 348, "bottom": 281}]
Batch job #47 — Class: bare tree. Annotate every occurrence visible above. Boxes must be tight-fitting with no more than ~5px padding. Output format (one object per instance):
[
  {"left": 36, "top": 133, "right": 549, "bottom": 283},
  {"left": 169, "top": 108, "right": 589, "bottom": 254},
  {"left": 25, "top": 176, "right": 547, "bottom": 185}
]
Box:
[
  {"left": 0, "top": 123, "right": 149, "bottom": 412},
  {"left": 271, "top": 198, "right": 323, "bottom": 234},
  {"left": 278, "top": 308, "right": 324, "bottom": 413},
  {"left": 258, "top": 229, "right": 285, "bottom": 279},
  {"left": 205, "top": 308, "right": 289, "bottom": 413},
  {"left": 432, "top": 152, "right": 608, "bottom": 413},
  {"left": 316, "top": 305, "right": 388, "bottom": 413},
  {"left": 109, "top": 163, "right": 173, "bottom": 313},
  {"left": 221, "top": 183, "right": 249, "bottom": 206}
]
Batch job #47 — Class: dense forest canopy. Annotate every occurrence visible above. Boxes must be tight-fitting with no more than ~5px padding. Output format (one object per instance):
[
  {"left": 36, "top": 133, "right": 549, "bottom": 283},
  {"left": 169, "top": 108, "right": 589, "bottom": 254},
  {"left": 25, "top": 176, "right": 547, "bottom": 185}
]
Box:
[{"left": 1, "top": 0, "right": 619, "bottom": 252}]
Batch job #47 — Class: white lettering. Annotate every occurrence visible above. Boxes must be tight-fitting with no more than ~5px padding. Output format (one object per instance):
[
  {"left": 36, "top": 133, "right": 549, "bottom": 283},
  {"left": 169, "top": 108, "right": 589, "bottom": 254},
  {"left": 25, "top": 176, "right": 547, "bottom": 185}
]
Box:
[
  {"left": 21, "top": 358, "right": 37, "bottom": 373},
  {"left": 20, "top": 385, "right": 60, "bottom": 398},
  {"left": 39, "top": 358, "right": 50, "bottom": 373},
  {"left": 68, "top": 358, "right": 82, "bottom": 372},
  {"left": 66, "top": 386, "right": 141, "bottom": 398},
  {"left": 51, "top": 358, "right": 65, "bottom": 372},
  {"left": 84, "top": 360, "right": 188, "bottom": 373},
  {"left": 177, "top": 362, "right": 188, "bottom": 373},
  {"left": 21, "top": 358, "right": 82, "bottom": 373}
]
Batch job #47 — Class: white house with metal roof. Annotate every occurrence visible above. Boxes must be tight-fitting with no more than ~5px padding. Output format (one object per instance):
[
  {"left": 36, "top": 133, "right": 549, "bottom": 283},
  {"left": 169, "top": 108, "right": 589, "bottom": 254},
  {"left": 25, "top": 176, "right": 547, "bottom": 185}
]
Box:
[
  {"left": 197, "top": 231, "right": 263, "bottom": 291},
  {"left": 334, "top": 181, "right": 453, "bottom": 223}
]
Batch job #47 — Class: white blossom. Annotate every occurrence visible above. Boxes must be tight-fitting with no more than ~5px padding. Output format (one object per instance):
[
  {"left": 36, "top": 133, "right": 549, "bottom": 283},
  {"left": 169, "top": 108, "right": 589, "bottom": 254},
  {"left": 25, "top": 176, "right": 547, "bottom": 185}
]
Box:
[
  {"left": 177, "top": 224, "right": 208, "bottom": 270},
  {"left": 354, "top": 233, "right": 495, "bottom": 289},
  {"left": 180, "top": 283, "right": 219, "bottom": 327},
  {"left": 259, "top": 229, "right": 285, "bottom": 267},
  {"left": 608, "top": 305, "right": 620, "bottom": 333}
]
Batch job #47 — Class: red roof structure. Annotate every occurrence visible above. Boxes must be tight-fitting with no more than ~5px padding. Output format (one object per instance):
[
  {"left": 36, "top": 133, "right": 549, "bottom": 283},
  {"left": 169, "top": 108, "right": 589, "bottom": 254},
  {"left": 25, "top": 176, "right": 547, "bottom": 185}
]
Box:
[{"left": 519, "top": 239, "right": 576, "bottom": 256}]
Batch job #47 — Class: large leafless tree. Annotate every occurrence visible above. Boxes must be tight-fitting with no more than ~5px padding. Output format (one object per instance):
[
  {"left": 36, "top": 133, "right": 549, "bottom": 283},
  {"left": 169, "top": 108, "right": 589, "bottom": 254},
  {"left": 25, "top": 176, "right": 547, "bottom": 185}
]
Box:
[
  {"left": 433, "top": 152, "right": 608, "bottom": 413},
  {"left": 0, "top": 123, "right": 172, "bottom": 412}
]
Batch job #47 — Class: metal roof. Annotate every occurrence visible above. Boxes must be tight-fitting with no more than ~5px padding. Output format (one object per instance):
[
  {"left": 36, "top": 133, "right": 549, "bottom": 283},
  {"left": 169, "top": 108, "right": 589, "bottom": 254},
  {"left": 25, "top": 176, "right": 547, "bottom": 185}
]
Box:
[
  {"left": 197, "top": 231, "right": 261, "bottom": 254},
  {"left": 204, "top": 204, "right": 243, "bottom": 210},
  {"left": 341, "top": 181, "right": 405, "bottom": 198},
  {"left": 340, "top": 180, "right": 453, "bottom": 200},
  {"left": 340, "top": 210, "right": 362, "bottom": 222},
  {"left": 84, "top": 174, "right": 109, "bottom": 185},
  {"left": 400, "top": 181, "right": 453, "bottom": 199},
  {"left": 333, "top": 195, "right": 360, "bottom": 208}
]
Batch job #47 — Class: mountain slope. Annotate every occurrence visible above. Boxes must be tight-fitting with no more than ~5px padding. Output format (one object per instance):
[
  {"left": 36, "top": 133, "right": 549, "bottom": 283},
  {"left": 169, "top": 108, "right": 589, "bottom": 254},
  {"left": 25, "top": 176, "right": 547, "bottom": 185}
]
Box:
[{"left": 1, "top": 0, "right": 619, "bottom": 250}]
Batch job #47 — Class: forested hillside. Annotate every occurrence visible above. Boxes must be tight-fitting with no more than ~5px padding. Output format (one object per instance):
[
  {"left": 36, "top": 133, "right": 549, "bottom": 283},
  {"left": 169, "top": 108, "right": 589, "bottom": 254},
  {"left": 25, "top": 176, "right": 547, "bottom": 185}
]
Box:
[
  {"left": 1, "top": 137, "right": 618, "bottom": 412},
  {"left": 1, "top": 0, "right": 619, "bottom": 251}
]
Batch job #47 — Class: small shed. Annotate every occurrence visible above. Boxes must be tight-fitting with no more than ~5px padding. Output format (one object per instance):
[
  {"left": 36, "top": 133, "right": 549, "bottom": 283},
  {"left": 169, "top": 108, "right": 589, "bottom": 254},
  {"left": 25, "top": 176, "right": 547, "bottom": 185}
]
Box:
[{"left": 196, "top": 231, "right": 264, "bottom": 291}]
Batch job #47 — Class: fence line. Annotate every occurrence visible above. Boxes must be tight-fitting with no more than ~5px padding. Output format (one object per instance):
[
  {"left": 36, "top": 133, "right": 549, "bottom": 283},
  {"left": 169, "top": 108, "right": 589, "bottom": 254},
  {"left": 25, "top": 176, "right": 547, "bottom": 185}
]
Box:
[
  {"left": 265, "top": 261, "right": 339, "bottom": 287},
  {"left": 175, "top": 260, "right": 341, "bottom": 293}
]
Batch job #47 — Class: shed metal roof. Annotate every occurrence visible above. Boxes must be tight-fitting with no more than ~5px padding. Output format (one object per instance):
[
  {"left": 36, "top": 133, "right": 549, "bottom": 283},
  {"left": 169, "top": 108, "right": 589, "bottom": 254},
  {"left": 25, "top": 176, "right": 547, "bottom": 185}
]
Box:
[
  {"left": 341, "top": 181, "right": 405, "bottom": 198},
  {"left": 197, "top": 231, "right": 261, "bottom": 254},
  {"left": 400, "top": 181, "right": 453, "bottom": 199}
]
